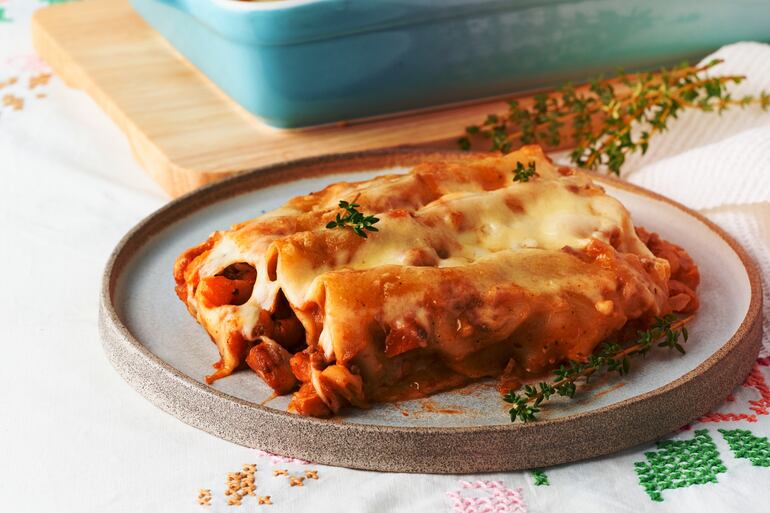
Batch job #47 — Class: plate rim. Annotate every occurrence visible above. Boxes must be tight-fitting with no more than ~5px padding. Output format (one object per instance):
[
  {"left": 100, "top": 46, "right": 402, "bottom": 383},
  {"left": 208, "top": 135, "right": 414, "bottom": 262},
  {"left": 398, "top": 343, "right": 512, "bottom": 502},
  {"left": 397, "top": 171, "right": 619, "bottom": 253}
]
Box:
[{"left": 99, "top": 148, "right": 763, "bottom": 472}]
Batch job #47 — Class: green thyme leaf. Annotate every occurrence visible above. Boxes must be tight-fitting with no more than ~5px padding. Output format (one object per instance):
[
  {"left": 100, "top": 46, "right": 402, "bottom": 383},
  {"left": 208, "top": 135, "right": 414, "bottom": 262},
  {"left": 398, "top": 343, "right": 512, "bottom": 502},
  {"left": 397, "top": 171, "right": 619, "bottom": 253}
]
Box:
[
  {"left": 512, "top": 161, "right": 537, "bottom": 182},
  {"left": 326, "top": 200, "right": 380, "bottom": 239},
  {"left": 504, "top": 315, "right": 692, "bottom": 423},
  {"left": 459, "top": 60, "right": 770, "bottom": 175}
]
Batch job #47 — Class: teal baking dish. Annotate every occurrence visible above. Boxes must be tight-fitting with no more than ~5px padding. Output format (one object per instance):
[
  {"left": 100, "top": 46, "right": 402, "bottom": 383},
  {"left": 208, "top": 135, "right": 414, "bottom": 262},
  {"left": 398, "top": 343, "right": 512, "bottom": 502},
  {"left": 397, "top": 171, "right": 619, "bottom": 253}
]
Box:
[{"left": 131, "top": 0, "right": 770, "bottom": 128}]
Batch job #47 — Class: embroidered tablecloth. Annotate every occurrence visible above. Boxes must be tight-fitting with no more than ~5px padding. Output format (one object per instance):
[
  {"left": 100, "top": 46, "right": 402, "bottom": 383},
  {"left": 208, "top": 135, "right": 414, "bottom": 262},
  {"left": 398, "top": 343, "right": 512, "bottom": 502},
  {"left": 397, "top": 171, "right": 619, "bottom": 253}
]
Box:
[{"left": 1, "top": 2, "right": 769, "bottom": 511}]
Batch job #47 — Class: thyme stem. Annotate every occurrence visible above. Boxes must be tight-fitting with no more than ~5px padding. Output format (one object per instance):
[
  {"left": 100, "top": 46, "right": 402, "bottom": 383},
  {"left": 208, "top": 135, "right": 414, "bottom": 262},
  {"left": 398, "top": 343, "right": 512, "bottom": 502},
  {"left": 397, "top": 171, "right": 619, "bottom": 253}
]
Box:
[
  {"left": 459, "top": 59, "right": 770, "bottom": 174},
  {"left": 504, "top": 314, "right": 693, "bottom": 423}
]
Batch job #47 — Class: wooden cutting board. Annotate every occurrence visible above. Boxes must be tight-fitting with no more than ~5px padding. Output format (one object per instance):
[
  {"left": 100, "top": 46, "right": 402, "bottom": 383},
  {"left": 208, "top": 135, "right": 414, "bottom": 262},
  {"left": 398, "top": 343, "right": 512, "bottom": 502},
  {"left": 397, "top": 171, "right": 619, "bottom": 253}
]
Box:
[{"left": 31, "top": 0, "right": 576, "bottom": 198}]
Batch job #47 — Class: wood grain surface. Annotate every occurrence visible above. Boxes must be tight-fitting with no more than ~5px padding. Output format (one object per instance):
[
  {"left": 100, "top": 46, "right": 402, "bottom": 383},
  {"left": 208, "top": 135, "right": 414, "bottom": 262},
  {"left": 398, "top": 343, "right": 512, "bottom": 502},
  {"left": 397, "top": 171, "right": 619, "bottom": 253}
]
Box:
[{"left": 31, "top": 0, "right": 586, "bottom": 198}]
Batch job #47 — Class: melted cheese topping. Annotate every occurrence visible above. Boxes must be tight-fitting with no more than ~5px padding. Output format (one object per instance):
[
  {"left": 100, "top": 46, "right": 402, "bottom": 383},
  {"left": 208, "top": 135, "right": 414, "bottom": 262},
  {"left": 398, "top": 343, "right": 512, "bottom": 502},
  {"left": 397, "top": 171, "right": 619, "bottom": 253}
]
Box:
[
  {"left": 209, "top": 147, "right": 654, "bottom": 316},
  {"left": 176, "top": 146, "right": 676, "bottom": 404}
]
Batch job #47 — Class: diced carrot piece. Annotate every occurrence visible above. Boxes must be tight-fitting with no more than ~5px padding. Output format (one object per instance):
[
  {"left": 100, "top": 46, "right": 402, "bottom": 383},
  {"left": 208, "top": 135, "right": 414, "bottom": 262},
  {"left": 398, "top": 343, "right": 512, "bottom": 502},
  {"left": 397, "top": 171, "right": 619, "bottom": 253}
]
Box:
[
  {"left": 288, "top": 383, "right": 332, "bottom": 418},
  {"left": 384, "top": 322, "right": 427, "bottom": 357},
  {"left": 198, "top": 275, "right": 254, "bottom": 308},
  {"left": 245, "top": 338, "right": 297, "bottom": 395},
  {"left": 273, "top": 316, "right": 305, "bottom": 351},
  {"left": 289, "top": 352, "right": 311, "bottom": 382}
]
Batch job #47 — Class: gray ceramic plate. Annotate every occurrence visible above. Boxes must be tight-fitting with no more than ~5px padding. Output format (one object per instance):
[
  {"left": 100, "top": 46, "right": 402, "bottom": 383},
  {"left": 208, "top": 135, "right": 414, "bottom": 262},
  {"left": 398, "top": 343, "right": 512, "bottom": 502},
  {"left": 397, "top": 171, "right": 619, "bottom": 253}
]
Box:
[{"left": 100, "top": 150, "right": 763, "bottom": 473}]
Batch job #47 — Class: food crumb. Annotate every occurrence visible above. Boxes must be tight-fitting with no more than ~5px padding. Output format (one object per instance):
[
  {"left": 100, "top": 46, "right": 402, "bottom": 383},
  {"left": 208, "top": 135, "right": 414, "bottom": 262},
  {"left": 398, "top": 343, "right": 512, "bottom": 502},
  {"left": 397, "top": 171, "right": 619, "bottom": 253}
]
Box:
[
  {"left": 223, "top": 463, "right": 258, "bottom": 506},
  {"left": 273, "top": 469, "right": 288, "bottom": 476},
  {"left": 258, "top": 496, "right": 272, "bottom": 505},
  {"left": 289, "top": 476, "right": 305, "bottom": 487},
  {"left": 197, "top": 489, "right": 212, "bottom": 506},
  {"left": 2, "top": 93, "right": 24, "bottom": 111},
  {"left": 304, "top": 470, "right": 318, "bottom": 480}
]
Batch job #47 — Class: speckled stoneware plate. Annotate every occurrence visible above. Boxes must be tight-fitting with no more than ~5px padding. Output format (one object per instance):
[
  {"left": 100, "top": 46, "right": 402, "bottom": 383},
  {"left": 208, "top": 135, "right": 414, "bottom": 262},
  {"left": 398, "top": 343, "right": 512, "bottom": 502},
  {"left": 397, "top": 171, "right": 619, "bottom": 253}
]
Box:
[{"left": 100, "top": 150, "right": 763, "bottom": 473}]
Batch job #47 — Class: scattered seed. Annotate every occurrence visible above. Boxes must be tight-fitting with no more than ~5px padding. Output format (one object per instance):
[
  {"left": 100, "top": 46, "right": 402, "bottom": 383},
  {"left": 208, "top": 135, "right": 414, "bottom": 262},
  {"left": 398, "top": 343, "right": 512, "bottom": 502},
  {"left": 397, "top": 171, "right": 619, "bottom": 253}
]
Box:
[
  {"left": 197, "top": 489, "right": 212, "bottom": 506},
  {"left": 28, "top": 73, "right": 52, "bottom": 89}
]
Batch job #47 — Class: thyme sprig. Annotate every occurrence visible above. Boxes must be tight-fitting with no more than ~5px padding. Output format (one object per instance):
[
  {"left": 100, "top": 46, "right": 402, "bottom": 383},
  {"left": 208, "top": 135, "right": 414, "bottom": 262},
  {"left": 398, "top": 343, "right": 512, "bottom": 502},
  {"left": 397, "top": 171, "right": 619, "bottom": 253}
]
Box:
[
  {"left": 326, "top": 200, "right": 380, "bottom": 238},
  {"left": 459, "top": 59, "right": 770, "bottom": 174},
  {"left": 504, "top": 314, "right": 692, "bottom": 423},
  {"left": 512, "top": 161, "right": 537, "bottom": 182}
]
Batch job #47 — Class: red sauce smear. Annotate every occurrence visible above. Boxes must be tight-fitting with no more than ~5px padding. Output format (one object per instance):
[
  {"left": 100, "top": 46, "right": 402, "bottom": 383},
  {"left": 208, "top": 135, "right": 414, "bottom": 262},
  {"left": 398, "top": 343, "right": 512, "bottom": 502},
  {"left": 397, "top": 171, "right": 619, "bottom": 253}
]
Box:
[
  {"left": 420, "top": 399, "right": 463, "bottom": 415},
  {"left": 593, "top": 382, "right": 626, "bottom": 398}
]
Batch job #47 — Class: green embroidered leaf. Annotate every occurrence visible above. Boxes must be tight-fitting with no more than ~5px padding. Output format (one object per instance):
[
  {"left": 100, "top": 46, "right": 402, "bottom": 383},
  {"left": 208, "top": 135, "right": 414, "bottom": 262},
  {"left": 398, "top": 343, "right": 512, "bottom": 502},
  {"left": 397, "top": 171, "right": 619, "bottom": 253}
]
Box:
[
  {"left": 531, "top": 469, "right": 549, "bottom": 486},
  {"left": 719, "top": 429, "right": 770, "bottom": 467},
  {"left": 634, "top": 430, "right": 726, "bottom": 502}
]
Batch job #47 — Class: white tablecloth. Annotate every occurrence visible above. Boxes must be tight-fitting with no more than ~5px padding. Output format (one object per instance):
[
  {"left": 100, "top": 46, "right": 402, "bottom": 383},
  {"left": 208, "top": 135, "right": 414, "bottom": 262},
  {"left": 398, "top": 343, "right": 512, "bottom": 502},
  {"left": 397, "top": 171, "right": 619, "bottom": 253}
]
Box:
[{"left": 1, "top": 3, "right": 769, "bottom": 512}]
